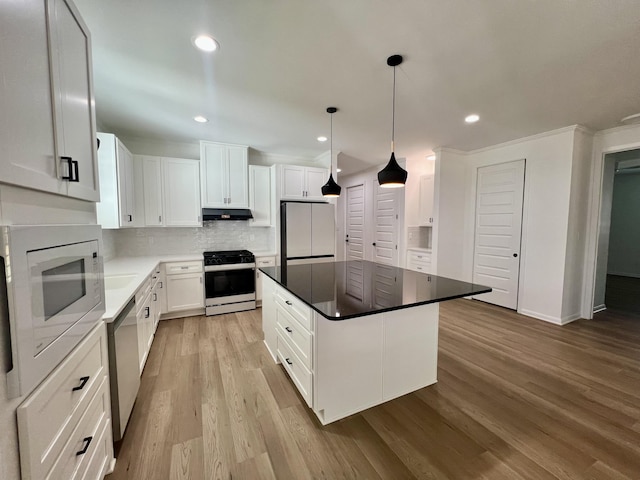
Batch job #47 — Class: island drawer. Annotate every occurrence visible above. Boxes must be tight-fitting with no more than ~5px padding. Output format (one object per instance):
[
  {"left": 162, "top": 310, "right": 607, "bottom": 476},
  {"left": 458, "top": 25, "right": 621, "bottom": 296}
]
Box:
[
  {"left": 276, "top": 306, "right": 312, "bottom": 369},
  {"left": 408, "top": 251, "right": 431, "bottom": 264},
  {"left": 274, "top": 288, "right": 312, "bottom": 331},
  {"left": 277, "top": 334, "right": 312, "bottom": 407}
]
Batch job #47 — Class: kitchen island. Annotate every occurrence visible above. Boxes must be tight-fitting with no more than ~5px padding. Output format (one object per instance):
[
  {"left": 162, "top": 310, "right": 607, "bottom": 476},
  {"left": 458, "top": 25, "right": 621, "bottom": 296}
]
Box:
[{"left": 260, "top": 260, "right": 491, "bottom": 425}]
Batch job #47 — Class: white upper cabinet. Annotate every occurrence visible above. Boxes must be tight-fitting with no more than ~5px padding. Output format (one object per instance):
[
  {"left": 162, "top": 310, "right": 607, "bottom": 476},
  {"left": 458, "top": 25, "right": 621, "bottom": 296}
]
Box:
[
  {"left": 200, "top": 141, "right": 248, "bottom": 208},
  {"left": 279, "top": 165, "right": 329, "bottom": 201},
  {"left": 419, "top": 174, "right": 435, "bottom": 226},
  {"left": 163, "top": 157, "right": 202, "bottom": 227},
  {"left": 141, "top": 156, "right": 163, "bottom": 226},
  {"left": 96, "top": 133, "right": 140, "bottom": 228},
  {"left": 249, "top": 165, "right": 275, "bottom": 227},
  {"left": 0, "top": 0, "right": 99, "bottom": 201}
]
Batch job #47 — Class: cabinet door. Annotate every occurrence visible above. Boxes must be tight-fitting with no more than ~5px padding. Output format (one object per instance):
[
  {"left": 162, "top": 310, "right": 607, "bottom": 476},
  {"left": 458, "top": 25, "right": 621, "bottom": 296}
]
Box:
[
  {"left": 249, "top": 165, "right": 273, "bottom": 227},
  {"left": 163, "top": 158, "right": 202, "bottom": 227},
  {"left": 95, "top": 133, "right": 119, "bottom": 228},
  {"left": 200, "top": 142, "right": 227, "bottom": 207},
  {"left": 166, "top": 273, "right": 204, "bottom": 312},
  {"left": 227, "top": 146, "right": 249, "bottom": 207},
  {"left": 117, "top": 141, "right": 135, "bottom": 226},
  {"left": 0, "top": 0, "right": 64, "bottom": 197},
  {"left": 419, "top": 174, "right": 435, "bottom": 226},
  {"left": 132, "top": 154, "right": 146, "bottom": 227},
  {"left": 305, "top": 167, "right": 329, "bottom": 201},
  {"left": 48, "top": 0, "right": 99, "bottom": 201},
  {"left": 281, "top": 165, "right": 305, "bottom": 199},
  {"left": 142, "top": 156, "right": 164, "bottom": 226}
]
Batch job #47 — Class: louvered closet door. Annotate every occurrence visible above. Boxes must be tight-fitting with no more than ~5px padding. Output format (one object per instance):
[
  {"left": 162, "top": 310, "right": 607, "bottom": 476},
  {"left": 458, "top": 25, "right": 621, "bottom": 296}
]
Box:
[
  {"left": 472, "top": 159, "right": 525, "bottom": 309},
  {"left": 346, "top": 184, "right": 365, "bottom": 260}
]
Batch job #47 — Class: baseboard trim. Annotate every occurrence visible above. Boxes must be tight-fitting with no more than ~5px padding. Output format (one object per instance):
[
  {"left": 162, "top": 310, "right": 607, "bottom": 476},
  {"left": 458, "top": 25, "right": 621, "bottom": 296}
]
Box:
[
  {"left": 607, "top": 271, "right": 640, "bottom": 279},
  {"left": 518, "top": 309, "right": 564, "bottom": 325},
  {"left": 593, "top": 304, "right": 606, "bottom": 314}
]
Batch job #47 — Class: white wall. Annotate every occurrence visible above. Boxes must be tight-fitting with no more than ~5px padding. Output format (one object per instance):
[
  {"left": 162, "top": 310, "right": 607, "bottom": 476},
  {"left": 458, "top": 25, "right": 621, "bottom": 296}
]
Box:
[
  {"left": 436, "top": 126, "right": 587, "bottom": 324},
  {"left": 584, "top": 123, "right": 640, "bottom": 317},
  {"left": 561, "top": 128, "right": 594, "bottom": 321},
  {"left": 607, "top": 172, "right": 640, "bottom": 277}
]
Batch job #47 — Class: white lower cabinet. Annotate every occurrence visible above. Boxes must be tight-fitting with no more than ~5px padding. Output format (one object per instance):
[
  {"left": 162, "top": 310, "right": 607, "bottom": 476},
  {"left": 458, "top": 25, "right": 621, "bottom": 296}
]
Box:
[
  {"left": 164, "top": 261, "right": 204, "bottom": 312},
  {"left": 406, "top": 249, "right": 432, "bottom": 273},
  {"left": 255, "top": 255, "right": 276, "bottom": 304},
  {"left": 16, "top": 323, "right": 114, "bottom": 480}
]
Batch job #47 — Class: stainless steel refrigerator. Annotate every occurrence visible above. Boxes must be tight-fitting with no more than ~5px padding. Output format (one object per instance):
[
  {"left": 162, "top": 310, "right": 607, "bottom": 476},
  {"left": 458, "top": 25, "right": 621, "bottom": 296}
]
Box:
[{"left": 280, "top": 202, "right": 335, "bottom": 265}]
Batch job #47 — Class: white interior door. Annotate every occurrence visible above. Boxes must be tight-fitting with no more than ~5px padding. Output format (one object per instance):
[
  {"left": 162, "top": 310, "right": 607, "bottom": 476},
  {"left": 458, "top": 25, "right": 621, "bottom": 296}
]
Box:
[
  {"left": 373, "top": 184, "right": 399, "bottom": 265},
  {"left": 472, "top": 159, "right": 525, "bottom": 309},
  {"left": 346, "top": 184, "right": 365, "bottom": 260}
]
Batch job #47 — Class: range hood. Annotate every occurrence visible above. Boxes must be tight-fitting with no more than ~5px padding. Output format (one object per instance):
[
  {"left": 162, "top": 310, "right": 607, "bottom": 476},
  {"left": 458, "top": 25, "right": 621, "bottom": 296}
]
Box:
[{"left": 202, "top": 208, "right": 253, "bottom": 221}]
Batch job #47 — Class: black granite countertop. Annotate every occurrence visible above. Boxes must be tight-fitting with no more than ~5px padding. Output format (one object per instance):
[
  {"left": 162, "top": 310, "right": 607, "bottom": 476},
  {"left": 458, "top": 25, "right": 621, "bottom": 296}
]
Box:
[{"left": 260, "top": 260, "right": 491, "bottom": 320}]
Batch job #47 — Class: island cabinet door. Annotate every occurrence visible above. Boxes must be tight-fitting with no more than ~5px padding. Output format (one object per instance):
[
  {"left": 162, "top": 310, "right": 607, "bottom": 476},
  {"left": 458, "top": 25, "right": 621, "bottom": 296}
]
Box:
[
  {"left": 381, "top": 304, "right": 439, "bottom": 402},
  {"left": 314, "top": 314, "right": 384, "bottom": 424}
]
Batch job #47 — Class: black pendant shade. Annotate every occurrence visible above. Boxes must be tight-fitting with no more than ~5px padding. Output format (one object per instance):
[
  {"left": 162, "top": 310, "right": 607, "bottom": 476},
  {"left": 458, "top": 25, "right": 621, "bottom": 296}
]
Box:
[
  {"left": 378, "top": 152, "right": 407, "bottom": 188},
  {"left": 322, "top": 106, "right": 342, "bottom": 198},
  {"left": 321, "top": 172, "right": 341, "bottom": 197},
  {"left": 378, "top": 54, "right": 408, "bottom": 188}
]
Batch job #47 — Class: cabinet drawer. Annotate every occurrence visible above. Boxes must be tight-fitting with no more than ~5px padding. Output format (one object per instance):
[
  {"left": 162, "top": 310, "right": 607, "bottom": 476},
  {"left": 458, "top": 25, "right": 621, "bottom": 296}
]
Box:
[
  {"left": 164, "top": 261, "right": 203, "bottom": 275},
  {"left": 276, "top": 306, "right": 312, "bottom": 369},
  {"left": 256, "top": 256, "right": 276, "bottom": 268},
  {"left": 274, "top": 288, "right": 312, "bottom": 331},
  {"left": 80, "top": 418, "right": 111, "bottom": 480},
  {"left": 135, "top": 275, "right": 152, "bottom": 312},
  {"left": 47, "top": 377, "right": 111, "bottom": 480},
  {"left": 277, "top": 334, "right": 312, "bottom": 407},
  {"left": 409, "top": 263, "right": 431, "bottom": 274},
  {"left": 17, "top": 323, "right": 108, "bottom": 480},
  {"left": 408, "top": 251, "right": 431, "bottom": 264}
]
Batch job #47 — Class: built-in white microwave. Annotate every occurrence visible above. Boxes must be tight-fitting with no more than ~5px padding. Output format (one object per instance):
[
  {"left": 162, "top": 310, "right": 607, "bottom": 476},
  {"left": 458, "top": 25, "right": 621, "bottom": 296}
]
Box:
[{"left": 1, "top": 224, "right": 105, "bottom": 398}]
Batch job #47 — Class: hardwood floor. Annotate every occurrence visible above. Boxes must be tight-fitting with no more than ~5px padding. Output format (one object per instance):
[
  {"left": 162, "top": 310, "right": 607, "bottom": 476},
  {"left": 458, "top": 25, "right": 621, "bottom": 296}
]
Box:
[{"left": 106, "top": 301, "right": 640, "bottom": 480}]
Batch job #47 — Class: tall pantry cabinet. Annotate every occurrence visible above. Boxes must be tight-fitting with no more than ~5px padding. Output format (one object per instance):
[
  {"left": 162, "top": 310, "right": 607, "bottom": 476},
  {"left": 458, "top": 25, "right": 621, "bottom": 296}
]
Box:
[
  {"left": 0, "top": 0, "right": 100, "bottom": 202},
  {"left": 0, "top": 1, "right": 114, "bottom": 479}
]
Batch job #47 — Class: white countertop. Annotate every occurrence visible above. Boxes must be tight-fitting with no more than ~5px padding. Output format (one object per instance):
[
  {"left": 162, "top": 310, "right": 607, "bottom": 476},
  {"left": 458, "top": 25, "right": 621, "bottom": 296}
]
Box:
[{"left": 102, "top": 254, "right": 202, "bottom": 322}]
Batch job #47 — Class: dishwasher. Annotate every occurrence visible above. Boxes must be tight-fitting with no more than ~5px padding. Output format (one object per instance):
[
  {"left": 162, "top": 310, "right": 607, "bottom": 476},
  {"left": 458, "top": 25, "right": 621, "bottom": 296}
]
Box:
[{"left": 107, "top": 297, "right": 140, "bottom": 442}]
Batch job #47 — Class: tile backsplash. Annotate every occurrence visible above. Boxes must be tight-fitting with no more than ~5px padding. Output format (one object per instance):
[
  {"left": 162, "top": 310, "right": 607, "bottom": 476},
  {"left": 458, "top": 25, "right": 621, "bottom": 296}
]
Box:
[
  {"left": 407, "top": 225, "right": 432, "bottom": 249},
  {"left": 105, "top": 222, "right": 276, "bottom": 257}
]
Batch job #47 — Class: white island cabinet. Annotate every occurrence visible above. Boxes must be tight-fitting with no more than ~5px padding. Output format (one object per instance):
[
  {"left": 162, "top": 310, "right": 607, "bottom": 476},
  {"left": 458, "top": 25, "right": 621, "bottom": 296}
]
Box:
[
  {"left": 0, "top": 0, "right": 99, "bottom": 201},
  {"left": 260, "top": 261, "right": 490, "bottom": 425}
]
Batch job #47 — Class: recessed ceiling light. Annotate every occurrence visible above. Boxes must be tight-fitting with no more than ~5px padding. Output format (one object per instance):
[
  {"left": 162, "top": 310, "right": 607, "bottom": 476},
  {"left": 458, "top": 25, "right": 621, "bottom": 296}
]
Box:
[
  {"left": 336, "top": 168, "right": 342, "bottom": 173},
  {"left": 193, "top": 35, "right": 219, "bottom": 52},
  {"left": 194, "top": 115, "right": 208, "bottom": 123},
  {"left": 465, "top": 114, "right": 480, "bottom": 123},
  {"left": 427, "top": 154, "right": 436, "bottom": 161},
  {"left": 317, "top": 136, "right": 328, "bottom": 142}
]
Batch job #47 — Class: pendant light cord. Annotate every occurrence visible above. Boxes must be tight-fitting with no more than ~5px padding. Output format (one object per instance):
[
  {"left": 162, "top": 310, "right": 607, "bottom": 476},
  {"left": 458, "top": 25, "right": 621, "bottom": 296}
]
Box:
[
  {"left": 330, "top": 111, "right": 333, "bottom": 175},
  {"left": 391, "top": 64, "right": 396, "bottom": 152}
]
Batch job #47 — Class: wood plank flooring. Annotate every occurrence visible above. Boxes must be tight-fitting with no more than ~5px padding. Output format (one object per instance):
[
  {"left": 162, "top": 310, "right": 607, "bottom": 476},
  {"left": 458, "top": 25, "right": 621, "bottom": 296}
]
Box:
[{"left": 106, "top": 301, "right": 640, "bottom": 480}]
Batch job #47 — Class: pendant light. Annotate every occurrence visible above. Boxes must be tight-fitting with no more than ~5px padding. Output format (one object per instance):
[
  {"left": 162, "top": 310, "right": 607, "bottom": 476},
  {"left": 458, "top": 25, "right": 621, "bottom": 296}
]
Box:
[
  {"left": 378, "top": 54, "right": 408, "bottom": 188},
  {"left": 321, "top": 106, "right": 342, "bottom": 197}
]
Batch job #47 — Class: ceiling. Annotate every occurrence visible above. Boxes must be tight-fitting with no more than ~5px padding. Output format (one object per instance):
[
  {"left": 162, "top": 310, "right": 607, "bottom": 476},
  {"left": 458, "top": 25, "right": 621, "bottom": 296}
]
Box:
[{"left": 75, "top": 0, "right": 640, "bottom": 176}]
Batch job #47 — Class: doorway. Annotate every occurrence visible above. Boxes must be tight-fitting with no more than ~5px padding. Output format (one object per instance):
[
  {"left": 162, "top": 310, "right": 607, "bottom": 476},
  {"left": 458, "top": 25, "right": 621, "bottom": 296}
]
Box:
[
  {"left": 596, "top": 149, "right": 640, "bottom": 315},
  {"left": 472, "top": 159, "right": 526, "bottom": 310},
  {"left": 372, "top": 182, "right": 400, "bottom": 266},
  {"left": 345, "top": 184, "right": 365, "bottom": 260}
]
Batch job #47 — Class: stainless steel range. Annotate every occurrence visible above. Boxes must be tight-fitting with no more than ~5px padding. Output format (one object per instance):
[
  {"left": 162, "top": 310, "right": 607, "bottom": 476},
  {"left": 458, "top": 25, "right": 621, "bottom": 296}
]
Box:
[{"left": 203, "top": 250, "right": 256, "bottom": 316}]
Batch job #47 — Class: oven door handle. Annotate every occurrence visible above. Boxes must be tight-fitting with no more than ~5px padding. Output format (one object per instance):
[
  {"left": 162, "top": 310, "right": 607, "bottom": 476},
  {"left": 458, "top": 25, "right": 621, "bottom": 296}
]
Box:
[{"left": 205, "top": 263, "right": 255, "bottom": 272}]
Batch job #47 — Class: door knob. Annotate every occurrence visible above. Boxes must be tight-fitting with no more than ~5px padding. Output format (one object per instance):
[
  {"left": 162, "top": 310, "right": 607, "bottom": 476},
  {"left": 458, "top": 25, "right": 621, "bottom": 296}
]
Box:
[
  {"left": 345, "top": 239, "right": 349, "bottom": 243},
  {"left": 513, "top": 253, "right": 518, "bottom": 258}
]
